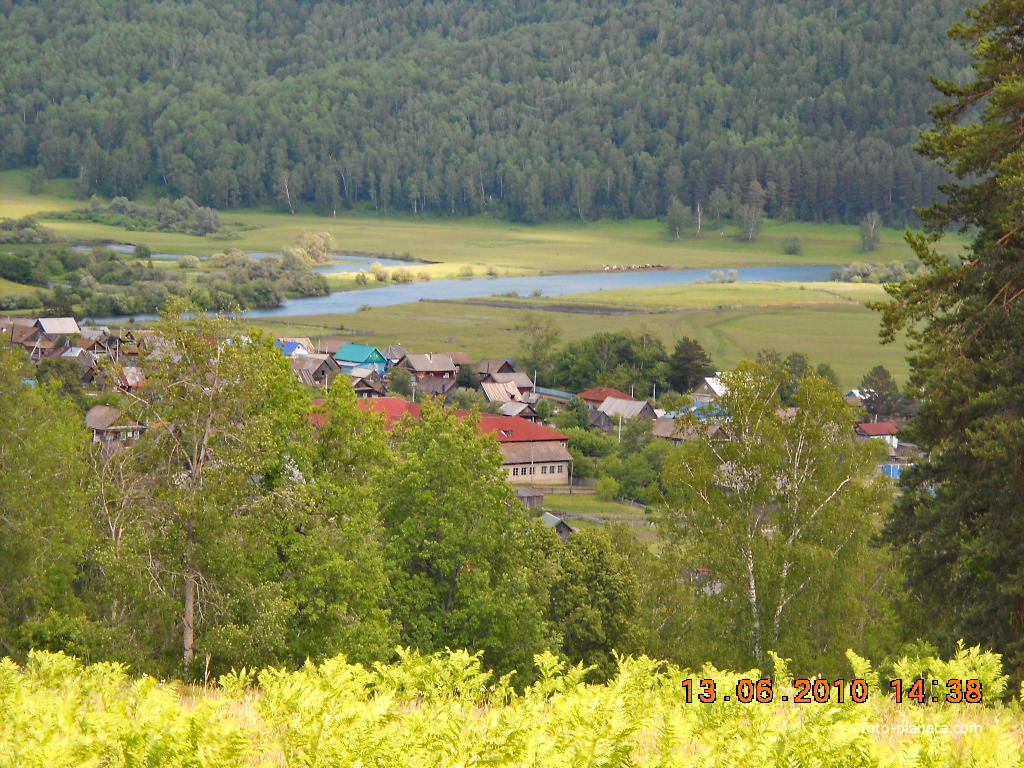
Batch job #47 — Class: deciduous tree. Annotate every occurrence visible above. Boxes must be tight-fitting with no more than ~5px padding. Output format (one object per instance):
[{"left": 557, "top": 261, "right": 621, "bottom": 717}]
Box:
[{"left": 661, "top": 362, "right": 887, "bottom": 672}]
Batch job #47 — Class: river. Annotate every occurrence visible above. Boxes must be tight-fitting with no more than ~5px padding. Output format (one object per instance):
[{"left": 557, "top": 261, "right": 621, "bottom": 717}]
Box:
[{"left": 88, "top": 262, "right": 838, "bottom": 323}]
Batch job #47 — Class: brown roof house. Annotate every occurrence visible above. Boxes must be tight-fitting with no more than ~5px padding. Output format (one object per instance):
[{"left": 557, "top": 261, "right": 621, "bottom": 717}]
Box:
[
  {"left": 476, "top": 358, "right": 516, "bottom": 376},
  {"left": 403, "top": 352, "right": 458, "bottom": 380},
  {"left": 291, "top": 354, "right": 341, "bottom": 388},
  {"left": 350, "top": 368, "right": 388, "bottom": 398},
  {"left": 598, "top": 396, "right": 657, "bottom": 422},
  {"left": 85, "top": 405, "right": 145, "bottom": 456},
  {"left": 482, "top": 370, "right": 534, "bottom": 394}
]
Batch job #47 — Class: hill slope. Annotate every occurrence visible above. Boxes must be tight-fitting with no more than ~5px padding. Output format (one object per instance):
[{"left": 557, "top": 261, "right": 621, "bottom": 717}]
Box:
[{"left": 0, "top": 0, "right": 969, "bottom": 222}]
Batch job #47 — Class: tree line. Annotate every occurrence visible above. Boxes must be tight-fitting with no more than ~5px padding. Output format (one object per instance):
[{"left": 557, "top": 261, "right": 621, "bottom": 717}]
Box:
[{"left": 0, "top": 0, "right": 968, "bottom": 224}]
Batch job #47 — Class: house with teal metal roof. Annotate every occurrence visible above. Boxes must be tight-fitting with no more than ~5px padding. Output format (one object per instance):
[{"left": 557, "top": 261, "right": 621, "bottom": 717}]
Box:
[{"left": 334, "top": 343, "right": 388, "bottom": 375}]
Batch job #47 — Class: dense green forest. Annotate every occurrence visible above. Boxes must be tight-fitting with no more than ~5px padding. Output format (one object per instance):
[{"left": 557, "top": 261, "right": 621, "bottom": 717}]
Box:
[{"left": 1, "top": 0, "right": 968, "bottom": 223}]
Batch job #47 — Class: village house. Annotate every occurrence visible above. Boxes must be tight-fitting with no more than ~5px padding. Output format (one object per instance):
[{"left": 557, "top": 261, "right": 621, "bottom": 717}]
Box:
[
  {"left": 350, "top": 368, "right": 388, "bottom": 398},
  {"left": 402, "top": 352, "right": 458, "bottom": 380},
  {"left": 481, "top": 370, "right": 534, "bottom": 395},
  {"left": 651, "top": 418, "right": 728, "bottom": 446},
  {"left": 690, "top": 376, "right": 728, "bottom": 405},
  {"left": 447, "top": 351, "right": 471, "bottom": 368},
  {"left": 476, "top": 358, "right": 516, "bottom": 377},
  {"left": 598, "top": 396, "right": 657, "bottom": 422},
  {"left": 59, "top": 346, "right": 98, "bottom": 382},
  {"left": 413, "top": 374, "right": 456, "bottom": 398},
  {"left": 587, "top": 409, "right": 614, "bottom": 432},
  {"left": 855, "top": 421, "right": 900, "bottom": 454},
  {"left": 381, "top": 344, "right": 407, "bottom": 366},
  {"left": 275, "top": 337, "right": 317, "bottom": 357},
  {"left": 578, "top": 386, "right": 635, "bottom": 408},
  {"left": 481, "top": 380, "right": 522, "bottom": 404},
  {"left": 515, "top": 486, "right": 545, "bottom": 509},
  {"left": 291, "top": 353, "right": 341, "bottom": 387},
  {"left": 85, "top": 405, "right": 145, "bottom": 456},
  {"left": 334, "top": 343, "right": 388, "bottom": 375},
  {"left": 499, "top": 401, "right": 540, "bottom": 421},
  {"left": 75, "top": 327, "right": 121, "bottom": 360},
  {"left": 316, "top": 338, "right": 349, "bottom": 356},
  {"left": 477, "top": 415, "right": 572, "bottom": 485},
  {"left": 541, "top": 511, "right": 576, "bottom": 541}
]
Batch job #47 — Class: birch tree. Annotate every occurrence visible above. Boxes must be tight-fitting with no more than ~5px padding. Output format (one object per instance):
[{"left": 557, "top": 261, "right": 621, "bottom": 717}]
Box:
[
  {"left": 661, "top": 361, "right": 887, "bottom": 673},
  {"left": 109, "top": 300, "right": 390, "bottom": 677}
]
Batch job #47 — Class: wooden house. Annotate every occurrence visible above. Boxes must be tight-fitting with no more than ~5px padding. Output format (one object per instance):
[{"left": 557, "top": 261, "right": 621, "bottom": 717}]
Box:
[
  {"left": 291, "top": 354, "right": 341, "bottom": 387},
  {"left": 335, "top": 343, "right": 388, "bottom": 375},
  {"left": 578, "top": 386, "right": 635, "bottom": 408},
  {"left": 598, "top": 396, "right": 657, "bottom": 422},
  {"left": 403, "top": 352, "right": 457, "bottom": 380}
]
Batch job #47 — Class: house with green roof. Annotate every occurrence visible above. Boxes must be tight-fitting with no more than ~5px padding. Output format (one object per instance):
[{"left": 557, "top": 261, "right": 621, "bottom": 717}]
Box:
[{"left": 334, "top": 343, "right": 388, "bottom": 375}]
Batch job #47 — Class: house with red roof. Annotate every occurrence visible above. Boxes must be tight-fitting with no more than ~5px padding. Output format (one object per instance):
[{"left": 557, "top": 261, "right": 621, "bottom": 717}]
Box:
[
  {"left": 855, "top": 421, "right": 899, "bottom": 453},
  {"left": 477, "top": 415, "right": 572, "bottom": 485},
  {"left": 577, "top": 386, "right": 636, "bottom": 408}
]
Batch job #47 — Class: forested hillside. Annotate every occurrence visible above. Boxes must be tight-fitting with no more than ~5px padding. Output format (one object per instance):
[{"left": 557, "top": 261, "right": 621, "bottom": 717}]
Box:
[{"left": 1, "top": 0, "right": 968, "bottom": 223}]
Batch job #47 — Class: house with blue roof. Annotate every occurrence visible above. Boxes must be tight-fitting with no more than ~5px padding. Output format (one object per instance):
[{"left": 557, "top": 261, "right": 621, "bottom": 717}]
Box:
[{"left": 334, "top": 343, "right": 388, "bottom": 375}]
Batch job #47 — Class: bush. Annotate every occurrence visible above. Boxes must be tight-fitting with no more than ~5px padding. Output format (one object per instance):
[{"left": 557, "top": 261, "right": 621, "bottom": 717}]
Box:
[
  {"left": 485, "top": 264, "right": 498, "bottom": 277},
  {"left": 178, "top": 254, "right": 200, "bottom": 269},
  {"left": 458, "top": 265, "right": 474, "bottom": 278},
  {"left": 782, "top": 236, "right": 802, "bottom": 255},
  {"left": 392, "top": 268, "right": 413, "bottom": 283},
  {"left": 595, "top": 476, "right": 621, "bottom": 501},
  {"left": 355, "top": 270, "right": 369, "bottom": 286},
  {"left": 371, "top": 263, "right": 389, "bottom": 282},
  {"left": 416, "top": 271, "right": 431, "bottom": 281}
]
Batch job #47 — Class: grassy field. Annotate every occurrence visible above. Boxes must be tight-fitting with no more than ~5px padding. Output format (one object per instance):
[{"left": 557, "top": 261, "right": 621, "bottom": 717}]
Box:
[
  {"left": 0, "top": 169, "right": 961, "bottom": 274},
  {"left": 248, "top": 286, "right": 907, "bottom": 389},
  {"left": 472, "top": 280, "right": 890, "bottom": 310}
]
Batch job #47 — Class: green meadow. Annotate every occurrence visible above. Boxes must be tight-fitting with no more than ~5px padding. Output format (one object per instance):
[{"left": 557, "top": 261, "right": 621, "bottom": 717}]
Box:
[
  {"left": 248, "top": 286, "right": 907, "bottom": 389},
  {"left": 0, "top": 169, "right": 959, "bottom": 273}
]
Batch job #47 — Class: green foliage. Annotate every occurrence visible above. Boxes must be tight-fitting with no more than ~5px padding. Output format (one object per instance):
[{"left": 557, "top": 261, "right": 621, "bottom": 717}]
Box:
[
  {"left": 5, "top": 649, "right": 1024, "bottom": 766},
  {"left": 376, "top": 398, "right": 555, "bottom": 678},
  {"left": 35, "top": 357, "right": 88, "bottom": 409},
  {"left": 661, "top": 361, "right": 890, "bottom": 673},
  {"left": 0, "top": 350, "right": 94, "bottom": 658},
  {"left": 782, "top": 236, "right": 802, "bottom": 255},
  {"left": 860, "top": 210, "right": 882, "bottom": 251},
  {"left": 388, "top": 365, "right": 412, "bottom": 396},
  {"left": 50, "top": 196, "right": 222, "bottom": 236},
  {"left": 878, "top": 0, "right": 1024, "bottom": 661},
  {"left": 667, "top": 336, "right": 715, "bottom": 393},
  {"left": 551, "top": 330, "right": 668, "bottom": 394},
  {"left": 283, "top": 231, "right": 336, "bottom": 263},
  {"left": 514, "top": 312, "right": 562, "bottom": 386},
  {"left": 0, "top": 217, "right": 58, "bottom": 244},
  {"left": 0, "top": 2, "right": 960, "bottom": 224},
  {"left": 548, "top": 529, "right": 640, "bottom": 679},
  {"left": 860, "top": 364, "right": 902, "bottom": 420},
  {"left": 595, "top": 476, "right": 620, "bottom": 501},
  {"left": 832, "top": 257, "right": 923, "bottom": 283}
]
